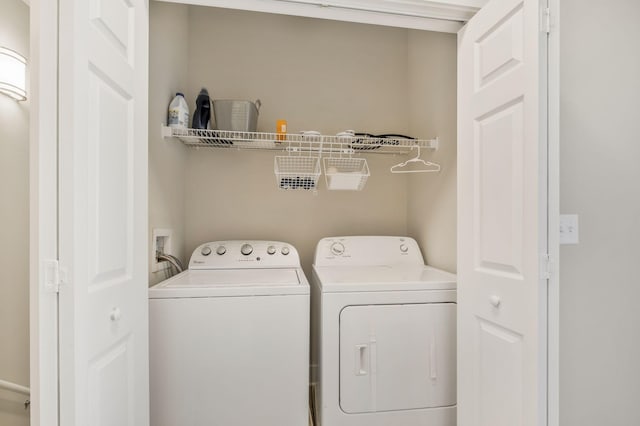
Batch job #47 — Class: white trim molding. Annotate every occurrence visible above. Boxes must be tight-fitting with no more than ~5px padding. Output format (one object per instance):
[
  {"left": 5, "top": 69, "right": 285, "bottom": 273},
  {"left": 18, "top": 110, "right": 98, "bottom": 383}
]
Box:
[
  {"left": 30, "top": 0, "right": 60, "bottom": 424},
  {"left": 155, "top": 0, "right": 485, "bottom": 32},
  {"left": 547, "top": 1, "right": 560, "bottom": 425}
]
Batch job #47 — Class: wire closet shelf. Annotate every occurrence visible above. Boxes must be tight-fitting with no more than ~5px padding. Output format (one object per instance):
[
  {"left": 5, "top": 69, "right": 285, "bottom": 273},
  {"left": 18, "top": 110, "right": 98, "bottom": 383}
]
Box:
[{"left": 161, "top": 126, "right": 439, "bottom": 155}]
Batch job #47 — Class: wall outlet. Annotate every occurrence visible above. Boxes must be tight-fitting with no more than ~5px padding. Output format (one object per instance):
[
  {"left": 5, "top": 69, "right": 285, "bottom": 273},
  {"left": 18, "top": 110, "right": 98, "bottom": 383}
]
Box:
[
  {"left": 152, "top": 228, "right": 173, "bottom": 272},
  {"left": 559, "top": 215, "right": 579, "bottom": 245}
]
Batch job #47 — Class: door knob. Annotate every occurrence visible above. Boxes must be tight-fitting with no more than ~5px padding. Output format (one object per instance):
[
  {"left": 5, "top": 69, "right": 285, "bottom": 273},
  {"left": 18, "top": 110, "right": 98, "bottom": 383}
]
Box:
[
  {"left": 110, "top": 307, "right": 122, "bottom": 321},
  {"left": 489, "top": 295, "right": 501, "bottom": 308}
]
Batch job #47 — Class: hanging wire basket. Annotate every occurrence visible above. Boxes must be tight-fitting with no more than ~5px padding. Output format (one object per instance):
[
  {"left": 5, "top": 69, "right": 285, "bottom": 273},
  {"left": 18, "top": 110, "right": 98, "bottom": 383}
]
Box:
[
  {"left": 274, "top": 155, "right": 321, "bottom": 190},
  {"left": 323, "top": 157, "right": 370, "bottom": 191}
]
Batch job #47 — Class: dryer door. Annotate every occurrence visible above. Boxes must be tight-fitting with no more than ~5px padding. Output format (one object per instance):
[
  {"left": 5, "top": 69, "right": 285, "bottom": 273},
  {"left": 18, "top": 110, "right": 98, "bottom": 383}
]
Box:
[{"left": 339, "top": 303, "right": 456, "bottom": 413}]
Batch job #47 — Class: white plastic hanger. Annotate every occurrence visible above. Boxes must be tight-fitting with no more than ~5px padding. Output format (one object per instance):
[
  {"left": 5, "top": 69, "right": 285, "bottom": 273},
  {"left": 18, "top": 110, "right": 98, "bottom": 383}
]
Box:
[{"left": 390, "top": 145, "right": 441, "bottom": 173}]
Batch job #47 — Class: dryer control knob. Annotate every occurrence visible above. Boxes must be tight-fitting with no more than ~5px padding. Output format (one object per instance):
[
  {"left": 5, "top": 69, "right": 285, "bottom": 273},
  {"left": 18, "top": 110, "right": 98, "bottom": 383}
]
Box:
[
  {"left": 281, "top": 246, "right": 290, "bottom": 256},
  {"left": 399, "top": 244, "right": 408, "bottom": 253},
  {"left": 201, "top": 246, "right": 212, "bottom": 256},
  {"left": 216, "top": 246, "right": 227, "bottom": 256},
  {"left": 267, "top": 246, "right": 277, "bottom": 255},
  {"left": 330, "top": 242, "right": 345, "bottom": 256},
  {"left": 241, "top": 244, "right": 253, "bottom": 256}
]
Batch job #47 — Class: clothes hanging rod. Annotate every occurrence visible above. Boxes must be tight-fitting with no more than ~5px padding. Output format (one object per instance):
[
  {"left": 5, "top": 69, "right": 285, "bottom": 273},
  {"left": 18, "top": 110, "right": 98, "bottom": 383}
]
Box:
[{"left": 0, "top": 378, "right": 30, "bottom": 396}]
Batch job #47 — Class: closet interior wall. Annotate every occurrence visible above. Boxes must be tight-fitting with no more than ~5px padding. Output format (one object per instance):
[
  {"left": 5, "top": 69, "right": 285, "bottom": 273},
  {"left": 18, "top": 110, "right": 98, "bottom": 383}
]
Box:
[
  {"left": 407, "top": 29, "right": 457, "bottom": 273},
  {"left": 148, "top": 2, "right": 457, "bottom": 277},
  {"left": 149, "top": 3, "right": 189, "bottom": 285}
]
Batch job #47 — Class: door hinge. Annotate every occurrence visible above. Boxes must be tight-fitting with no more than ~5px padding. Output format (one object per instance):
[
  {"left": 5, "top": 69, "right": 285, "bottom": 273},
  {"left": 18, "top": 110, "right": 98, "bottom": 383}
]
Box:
[
  {"left": 43, "top": 260, "right": 66, "bottom": 293},
  {"left": 540, "top": 253, "right": 553, "bottom": 280},
  {"left": 543, "top": 7, "right": 551, "bottom": 34}
]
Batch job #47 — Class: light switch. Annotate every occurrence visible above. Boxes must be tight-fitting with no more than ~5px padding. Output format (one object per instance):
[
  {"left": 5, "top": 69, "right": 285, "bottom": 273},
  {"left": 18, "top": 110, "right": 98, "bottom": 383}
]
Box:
[{"left": 559, "top": 214, "right": 579, "bottom": 245}]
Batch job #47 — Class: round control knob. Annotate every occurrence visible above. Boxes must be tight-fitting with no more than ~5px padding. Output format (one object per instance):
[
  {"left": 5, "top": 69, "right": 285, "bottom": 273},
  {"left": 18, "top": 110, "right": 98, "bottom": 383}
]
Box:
[
  {"left": 216, "top": 245, "right": 227, "bottom": 256},
  {"left": 400, "top": 244, "right": 408, "bottom": 253},
  {"left": 201, "top": 246, "right": 212, "bottom": 256},
  {"left": 330, "top": 242, "right": 345, "bottom": 256},
  {"left": 281, "top": 246, "right": 290, "bottom": 256},
  {"left": 241, "top": 244, "right": 253, "bottom": 256},
  {"left": 267, "top": 246, "right": 277, "bottom": 255}
]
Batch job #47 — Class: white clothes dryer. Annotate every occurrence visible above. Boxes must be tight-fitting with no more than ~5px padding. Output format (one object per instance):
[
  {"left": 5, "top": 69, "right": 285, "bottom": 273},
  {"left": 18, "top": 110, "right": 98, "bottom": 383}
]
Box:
[
  {"left": 149, "top": 241, "right": 309, "bottom": 426},
  {"left": 311, "top": 236, "right": 457, "bottom": 426}
]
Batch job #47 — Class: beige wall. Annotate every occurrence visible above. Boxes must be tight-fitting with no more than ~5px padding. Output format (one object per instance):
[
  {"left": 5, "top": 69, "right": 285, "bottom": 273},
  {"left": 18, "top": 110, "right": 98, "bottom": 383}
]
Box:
[
  {"left": 148, "top": 5, "right": 457, "bottom": 276},
  {"left": 406, "top": 30, "right": 457, "bottom": 273},
  {"left": 184, "top": 150, "right": 408, "bottom": 273},
  {"left": 182, "top": 6, "right": 417, "bottom": 275},
  {"left": 560, "top": 1, "right": 640, "bottom": 425},
  {"left": 148, "top": 2, "right": 189, "bottom": 285},
  {"left": 186, "top": 7, "right": 411, "bottom": 136},
  {"left": 0, "top": 0, "right": 30, "bottom": 425}
]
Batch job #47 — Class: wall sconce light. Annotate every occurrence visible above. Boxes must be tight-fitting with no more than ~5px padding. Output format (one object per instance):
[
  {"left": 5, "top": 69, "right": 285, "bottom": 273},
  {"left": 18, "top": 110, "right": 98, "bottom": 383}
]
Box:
[{"left": 0, "top": 46, "right": 27, "bottom": 101}]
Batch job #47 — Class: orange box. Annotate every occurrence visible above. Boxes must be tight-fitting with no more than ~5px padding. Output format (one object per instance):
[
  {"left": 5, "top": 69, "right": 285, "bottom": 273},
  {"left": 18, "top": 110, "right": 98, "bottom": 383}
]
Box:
[{"left": 276, "top": 119, "right": 287, "bottom": 141}]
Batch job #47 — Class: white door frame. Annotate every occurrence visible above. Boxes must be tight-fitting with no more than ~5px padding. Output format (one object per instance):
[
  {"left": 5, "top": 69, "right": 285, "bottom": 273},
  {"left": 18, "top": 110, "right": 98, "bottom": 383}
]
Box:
[
  {"left": 28, "top": 1, "right": 560, "bottom": 426},
  {"left": 547, "top": 0, "right": 560, "bottom": 425},
  {"left": 29, "top": 0, "right": 60, "bottom": 425}
]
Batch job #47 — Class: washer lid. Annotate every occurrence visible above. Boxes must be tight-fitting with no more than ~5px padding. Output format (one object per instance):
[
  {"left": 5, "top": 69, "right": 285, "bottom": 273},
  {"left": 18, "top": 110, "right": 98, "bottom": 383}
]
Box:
[
  {"left": 313, "top": 265, "right": 456, "bottom": 292},
  {"left": 149, "top": 269, "right": 309, "bottom": 298}
]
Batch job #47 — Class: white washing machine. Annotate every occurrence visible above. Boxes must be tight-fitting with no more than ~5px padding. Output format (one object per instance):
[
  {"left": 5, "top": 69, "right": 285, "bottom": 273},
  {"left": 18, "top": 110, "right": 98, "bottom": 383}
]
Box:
[
  {"left": 149, "top": 241, "right": 309, "bottom": 426},
  {"left": 311, "top": 236, "right": 457, "bottom": 426}
]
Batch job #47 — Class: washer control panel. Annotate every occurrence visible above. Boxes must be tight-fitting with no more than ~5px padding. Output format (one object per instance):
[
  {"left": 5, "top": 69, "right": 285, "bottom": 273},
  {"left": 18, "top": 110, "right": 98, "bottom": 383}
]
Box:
[
  {"left": 314, "top": 236, "right": 425, "bottom": 267},
  {"left": 190, "top": 241, "right": 300, "bottom": 269}
]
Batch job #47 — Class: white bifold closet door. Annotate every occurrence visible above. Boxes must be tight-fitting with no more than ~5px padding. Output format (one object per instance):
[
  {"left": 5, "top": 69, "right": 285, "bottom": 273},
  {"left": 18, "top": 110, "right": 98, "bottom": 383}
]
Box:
[
  {"left": 57, "top": 0, "right": 149, "bottom": 425},
  {"left": 457, "top": 0, "right": 549, "bottom": 425}
]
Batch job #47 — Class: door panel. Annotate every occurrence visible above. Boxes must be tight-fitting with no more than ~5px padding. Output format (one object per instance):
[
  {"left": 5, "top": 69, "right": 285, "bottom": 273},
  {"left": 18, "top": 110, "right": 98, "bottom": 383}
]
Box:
[
  {"left": 458, "top": 0, "right": 547, "bottom": 425},
  {"left": 475, "top": 4, "right": 524, "bottom": 89},
  {"left": 477, "top": 320, "right": 523, "bottom": 426},
  {"left": 58, "top": 0, "right": 148, "bottom": 424},
  {"left": 475, "top": 98, "right": 524, "bottom": 278},
  {"left": 88, "top": 70, "right": 132, "bottom": 283},
  {"left": 87, "top": 337, "right": 134, "bottom": 426},
  {"left": 90, "top": 0, "right": 133, "bottom": 56}
]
